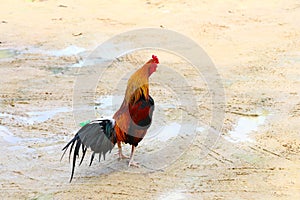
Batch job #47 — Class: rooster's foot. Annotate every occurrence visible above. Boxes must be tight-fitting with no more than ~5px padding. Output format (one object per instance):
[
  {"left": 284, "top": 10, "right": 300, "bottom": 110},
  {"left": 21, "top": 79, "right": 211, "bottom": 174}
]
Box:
[
  {"left": 118, "top": 153, "right": 129, "bottom": 160},
  {"left": 128, "top": 161, "right": 140, "bottom": 168}
]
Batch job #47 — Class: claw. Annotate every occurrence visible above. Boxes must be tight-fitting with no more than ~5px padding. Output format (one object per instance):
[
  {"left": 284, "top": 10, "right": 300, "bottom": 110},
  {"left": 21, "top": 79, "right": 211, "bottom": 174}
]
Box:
[
  {"left": 128, "top": 161, "right": 140, "bottom": 168},
  {"left": 118, "top": 153, "right": 129, "bottom": 160}
]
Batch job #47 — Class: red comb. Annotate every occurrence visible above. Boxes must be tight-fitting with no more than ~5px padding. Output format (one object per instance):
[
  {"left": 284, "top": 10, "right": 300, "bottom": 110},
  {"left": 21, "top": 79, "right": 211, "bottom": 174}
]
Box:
[{"left": 152, "top": 55, "right": 159, "bottom": 64}]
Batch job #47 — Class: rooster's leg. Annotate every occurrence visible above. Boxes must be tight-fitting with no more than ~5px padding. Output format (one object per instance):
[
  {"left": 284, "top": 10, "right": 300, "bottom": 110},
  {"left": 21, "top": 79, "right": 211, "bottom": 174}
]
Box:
[
  {"left": 128, "top": 145, "right": 139, "bottom": 167},
  {"left": 117, "top": 141, "right": 128, "bottom": 160}
]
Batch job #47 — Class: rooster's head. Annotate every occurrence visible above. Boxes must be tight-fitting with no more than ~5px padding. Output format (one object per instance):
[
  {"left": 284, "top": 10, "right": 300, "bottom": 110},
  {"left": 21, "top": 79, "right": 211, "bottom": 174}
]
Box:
[{"left": 149, "top": 55, "right": 159, "bottom": 76}]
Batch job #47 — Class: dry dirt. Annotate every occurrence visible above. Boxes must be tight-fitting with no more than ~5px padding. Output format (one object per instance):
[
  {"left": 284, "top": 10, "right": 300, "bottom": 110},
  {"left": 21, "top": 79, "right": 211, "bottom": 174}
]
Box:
[{"left": 0, "top": 0, "right": 299, "bottom": 199}]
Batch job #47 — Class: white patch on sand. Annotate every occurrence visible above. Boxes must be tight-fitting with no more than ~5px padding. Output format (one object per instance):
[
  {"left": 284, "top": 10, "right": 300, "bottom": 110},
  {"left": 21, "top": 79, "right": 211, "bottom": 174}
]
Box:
[{"left": 225, "top": 115, "right": 266, "bottom": 143}]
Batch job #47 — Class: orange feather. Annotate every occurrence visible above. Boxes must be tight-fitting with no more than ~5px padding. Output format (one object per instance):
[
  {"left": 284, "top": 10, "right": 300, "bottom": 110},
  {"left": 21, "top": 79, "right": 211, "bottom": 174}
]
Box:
[{"left": 113, "top": 58, "right": 156, "bottom": 144}]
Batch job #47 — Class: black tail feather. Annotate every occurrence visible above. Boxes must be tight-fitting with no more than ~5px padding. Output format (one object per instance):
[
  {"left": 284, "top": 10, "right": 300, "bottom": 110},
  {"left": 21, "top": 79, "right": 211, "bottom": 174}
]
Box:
[
  {"left": 60, "top": 134, "right": 78, "bottom": 162},
  {"left": 79, "top": 146, "right": 87, "bottom": 166},
  {"left": 68, "top": 137, "right": 76, "bottom": 162},
  {"left": 61, "top": 119, "right": 116, "bottom": 182},
  {"left": 71, "top": 139, "right": 81, "bottom": 182},
  {"left": 89, "top": 152, "right": 95, "bottom": 167}
]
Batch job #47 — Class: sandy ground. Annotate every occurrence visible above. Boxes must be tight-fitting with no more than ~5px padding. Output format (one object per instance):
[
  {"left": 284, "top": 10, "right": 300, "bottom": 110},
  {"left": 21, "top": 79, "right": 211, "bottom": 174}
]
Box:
[{"left": 0, "top": 0, "right": 300, "bottom": 199}]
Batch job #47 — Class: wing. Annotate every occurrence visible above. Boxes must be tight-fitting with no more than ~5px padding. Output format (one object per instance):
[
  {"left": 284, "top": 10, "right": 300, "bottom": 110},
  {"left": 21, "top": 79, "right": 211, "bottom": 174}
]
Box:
[
  {"left": 127, "top": 95, "right": 155, "bottom": 146},
  {"left": 129, "top": 95, "right": 154, "bottom": 128}
]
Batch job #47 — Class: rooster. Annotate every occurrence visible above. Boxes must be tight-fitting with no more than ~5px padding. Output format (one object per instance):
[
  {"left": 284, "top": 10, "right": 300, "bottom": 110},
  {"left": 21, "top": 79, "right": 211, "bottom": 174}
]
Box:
[{"left": 62, "top": 55, "right": 159, "bottom": 182}]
